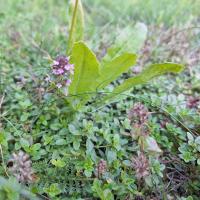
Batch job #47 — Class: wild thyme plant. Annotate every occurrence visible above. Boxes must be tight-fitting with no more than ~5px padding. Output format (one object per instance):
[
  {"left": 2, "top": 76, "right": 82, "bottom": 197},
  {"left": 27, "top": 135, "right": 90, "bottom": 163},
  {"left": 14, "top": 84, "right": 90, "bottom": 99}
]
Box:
[
  {"left": 3, "top": 0, "right": 197, "bottom": 199},
  {"left": 46, "top": 0, "right": 183, "bottom": 112},
  {"left": 46, "top": 56, "right": 74, "bottom": 94}
]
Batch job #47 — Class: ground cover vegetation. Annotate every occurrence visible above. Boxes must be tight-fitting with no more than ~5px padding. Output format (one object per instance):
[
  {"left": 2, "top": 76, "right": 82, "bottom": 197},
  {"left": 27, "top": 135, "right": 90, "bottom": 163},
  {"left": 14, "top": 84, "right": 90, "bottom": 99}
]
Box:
[{"left": 0, "top": 0, "right": 200, "bottom": 199}]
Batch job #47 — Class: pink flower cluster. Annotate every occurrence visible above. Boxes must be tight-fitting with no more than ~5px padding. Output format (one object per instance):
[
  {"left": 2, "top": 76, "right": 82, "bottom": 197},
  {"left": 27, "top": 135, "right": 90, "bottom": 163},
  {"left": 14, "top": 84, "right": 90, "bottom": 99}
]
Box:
[
  {"left": 47, "top": 55, "right": 74, "bottom": 89},
  {"left": 131, "top": 152, "right": 149, "bottom": 180},
  {"left": 186, "top": 96, "right": 200, "bottom": 109},
  {"left": 128, "top": 102, "right": 149, "bottom": 125}
]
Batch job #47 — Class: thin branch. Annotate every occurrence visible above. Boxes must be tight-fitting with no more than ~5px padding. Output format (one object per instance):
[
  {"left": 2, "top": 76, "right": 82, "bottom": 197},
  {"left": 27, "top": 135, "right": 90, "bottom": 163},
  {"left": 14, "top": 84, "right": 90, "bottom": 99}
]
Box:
[{"left": 0, "top": 145, "right": 9, "bottom": 177}]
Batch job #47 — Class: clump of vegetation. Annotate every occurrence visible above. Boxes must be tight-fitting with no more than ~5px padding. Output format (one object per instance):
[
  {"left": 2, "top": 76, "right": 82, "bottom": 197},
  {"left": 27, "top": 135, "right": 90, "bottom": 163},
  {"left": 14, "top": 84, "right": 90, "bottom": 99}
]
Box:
[{"left": 0, "top": 0, "right": 200, "bottom": 199}]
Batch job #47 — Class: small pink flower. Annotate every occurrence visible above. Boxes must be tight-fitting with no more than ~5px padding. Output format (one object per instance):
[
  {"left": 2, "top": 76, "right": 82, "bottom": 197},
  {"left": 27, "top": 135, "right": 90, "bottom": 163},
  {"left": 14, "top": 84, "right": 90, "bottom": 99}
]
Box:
[
  {"left": 52, "top": 69, "right": 58, "bottom": 75},
  {"left": 65, "top": 79, "right": 71, "bottom": 86},
  {"left": 70, "top": 69, "right": 74, "bottom": 75},
  {"left": 45, "top": 76, "right": 50, "bottom": 82},
  {"left": 64, "top": 65, "right": 71, "bottom": 71},
  {"left": 132, "top": 152, "right": 149, "bottom": 179},
  {"left": 69, "top": 64, "right": 74, "bottom": 70},
  {"left": 57, "top": 68, "right": 64, "bottom": 74},
  {"left": 53, "top": 60, "right": 59, "bottom": 65},
  {"left": 49, "top": 56, "right": 74, "bottom": 90},
  {"left": 56, "top": 83, "right": 62, "bottom": 88},
  {"left": 64, "top": 64, "right": 74, "bottom": 71}
]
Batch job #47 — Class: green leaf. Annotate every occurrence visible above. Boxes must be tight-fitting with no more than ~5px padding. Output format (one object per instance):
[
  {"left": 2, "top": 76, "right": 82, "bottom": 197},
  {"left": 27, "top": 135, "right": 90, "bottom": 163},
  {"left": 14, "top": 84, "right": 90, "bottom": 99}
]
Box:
[
  {"left": 19, "top": 99, "right": 32, "bottom": 109},
  {"left": 31, "top": 143, "right": 41, "bottom": 151},
  {"left": 181, "top": 151, "right": 195, "bottom": 163},
  {"left": 44, "top": 183, "right": 61, "bottom": 198},
  {"left": 96, "top": 53, "right": 137, "bottom": 89},
  {"left": 113, "top": 134, "right": 121, "bottom": 150},
  {"left": 20, "top": 138, "right": 30, "bottom": 148},
  {"left": 43, "top": 135, "right": 53, "bottom": 145},
  {"left": 92, "top": 179, "right": 114, "bottom": 200},
  {"left": 68, "top": 124, "right": 79, "bottom": 135},
  {"left": 84, "top": 158, "right": 93, "bottom": 177},
  {"left": 68, "top": 0, "right": 84, "bottom": 52},
  {"left": 55, "top": 139, "right": 66, "bottom": 145},
  {"left": 104, "top": 22, "right": 147, "bottom": 60},
  {"left": 86, "top": 139, "right": 94, "bottom": 152},
  {"left": 0, "top": 177, "right": 38, "bottom": 200},
  {"left": 144, "top": 136, "right": 162, "bottom": 154},
  {"left": 107, "top": 150, "right": 117, "bottom": 164},
  {"left": 187, "top": 132, "right": 194, "bottom": 142},
  {"left": 69, "top": 42, "right": 100, "bottom": 101},
  {"left": 195, "top": 136, "right": 200, "bottom": 151},
  {"left": 197, "top": 158, "right": 200, "bottom": 165},
  {"left": 92, "top": 179, "right": 104, "bottom": 199},
  {"left": 101, "top": 63, "right": 184, "bottom": 104},
  {"left": 50, "top": 123, "right": 61, "bottom": 131},
  {"left": 73, "top": 139, "right": 81, "bottom": 150},
  {"left": 51, "top": 159, "right": 66, "bottom": 168},
  {"left": 84, "top": 169, "right": 93, "bottom": 177},
  {"left": 20, "top": 113, "right": 29, "bottom": 122},
  {"left": 103, "top": 189, "right": 114, "bottom": 200}
]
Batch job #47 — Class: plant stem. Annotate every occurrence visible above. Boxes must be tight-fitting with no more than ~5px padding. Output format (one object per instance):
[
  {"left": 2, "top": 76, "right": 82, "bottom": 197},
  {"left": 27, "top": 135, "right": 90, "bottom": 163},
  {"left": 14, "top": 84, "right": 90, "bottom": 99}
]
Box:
[
  {"left": 0, "top": 145, "right": 9, "bottom": 177},
  {"left": 68, "top": 0, "right": 79, "bottom": 54}
]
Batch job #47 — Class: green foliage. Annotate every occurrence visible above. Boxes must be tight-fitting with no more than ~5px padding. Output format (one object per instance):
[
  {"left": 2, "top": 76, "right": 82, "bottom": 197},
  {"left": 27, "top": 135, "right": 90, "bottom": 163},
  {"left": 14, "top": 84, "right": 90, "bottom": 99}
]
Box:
[
  {"left": 97, "top": 53, "right": 137, "bottom": 89},
  {"left": 51, "top": 158, "right": 66, "bottom": 168},
  {"left": 180, "top": 196, "right": 194, "bottom": 200},
  {"left": 69, "top": 42, "right": 100, "bottom": 102},
  {"left": 44, "top": 183, "right": 61, "bottom": 198},
  {"left": 101, "top": 63, "right": 184, "bottom": 104},
  {"left": 0, "top": 177, "right": 38, "bottom": 200},
  {"left": 1, "top": 0, "right": 200, "bottom": 199},
  {"left": 178, "top": 132, "right": 200, "bottom": 164},
  {"left": 85, "top": 0, "right": 200, "bottom": 26},
  {"left": 67, "top": 43, "right": 183, "bottom": 108},
  {"left": 69, "top": 41, "right": 139, "bottom": 106},
  {"left": 67, "top": 0, "right": 183, "bottom": 109},
  {"left": 103, "top": 22, "right": 147, "bottom": 60},
  {"left": 92, "top": 179, "right": 114, "bottom": 200}
]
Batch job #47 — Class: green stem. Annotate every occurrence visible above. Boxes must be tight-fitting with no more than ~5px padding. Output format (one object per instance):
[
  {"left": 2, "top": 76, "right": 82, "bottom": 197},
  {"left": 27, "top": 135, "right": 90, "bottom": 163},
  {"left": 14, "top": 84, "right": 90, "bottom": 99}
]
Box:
[
  {"left": 67, "top": 0, "right": 79, "bottom": 54},
  {"left": 0, "top": 145, "right": 9, "bottom": 177}
]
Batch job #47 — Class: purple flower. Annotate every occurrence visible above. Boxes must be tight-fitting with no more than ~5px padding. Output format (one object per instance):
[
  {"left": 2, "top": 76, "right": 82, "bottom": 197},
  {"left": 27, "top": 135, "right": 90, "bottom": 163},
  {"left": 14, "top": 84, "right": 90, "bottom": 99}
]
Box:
[
  {"left": 64, "top": 64, "right": 74, "bottom": 71},
  {"left": 132, "top": 152, "right": 149, "bottom": 180},
  {"left": 128, "top": 102, "right": 149, "bottom": 125},
  {"left": 53, "top": 60, "right": 59, "bottom": 65},
  {"left": 95, "top": 159, "right": 107, "bottom": 178},
  {"left": 187, "top": 96, "right": 200, "bottom": 109},
  {"left": 56, "top": 83, "right": 62, "bottom": 88},
  {"left": 8, "top": 151, "right": 34, "bottom": 183},
  {"left": 52, "top": 69, "right": 58, "bottom": 75},
  {"left": 65, "top": 79, "right": 71, "bottom": 86},
  {"left": 49, "top": 55, "right": 74, "bottom": 92},
  {"left": 64, "top": 65, "right": 70, "bottom": 71},
  {"left": 53, "top": 55, "right": 70, "bottom": 67},
  {"left": 57, "top": 68, "right": 64, "bottom": 75},
  {"left": 45, "top": 76, "right": 50, "bottom": 82}
]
